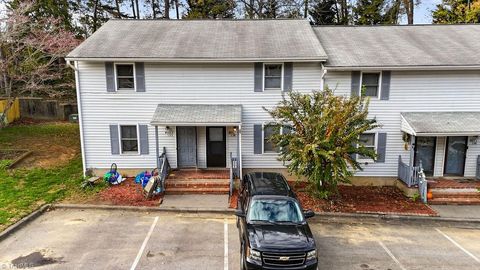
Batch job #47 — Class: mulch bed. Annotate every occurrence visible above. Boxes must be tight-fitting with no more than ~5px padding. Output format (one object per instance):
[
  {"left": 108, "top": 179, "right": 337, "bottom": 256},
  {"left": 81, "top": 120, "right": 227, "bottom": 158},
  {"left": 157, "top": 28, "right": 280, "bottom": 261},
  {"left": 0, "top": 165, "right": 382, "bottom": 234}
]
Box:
[
  {"left": 97, "top": 178, "right": 162, "bottom": 207},
  {"left": 229, "top": 184, "right": 438, "bottom": 216}
]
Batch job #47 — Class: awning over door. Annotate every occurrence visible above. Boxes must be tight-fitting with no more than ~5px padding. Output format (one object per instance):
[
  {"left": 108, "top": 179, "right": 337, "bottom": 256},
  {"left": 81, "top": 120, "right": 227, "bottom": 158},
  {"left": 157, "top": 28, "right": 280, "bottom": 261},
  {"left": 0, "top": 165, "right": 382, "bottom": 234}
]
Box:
[
  {"left": 150, "top": 104, "right": 242, "bottom": 126},
  {"left": 401, "top": 112, "right": 480, "bottom": 136}
]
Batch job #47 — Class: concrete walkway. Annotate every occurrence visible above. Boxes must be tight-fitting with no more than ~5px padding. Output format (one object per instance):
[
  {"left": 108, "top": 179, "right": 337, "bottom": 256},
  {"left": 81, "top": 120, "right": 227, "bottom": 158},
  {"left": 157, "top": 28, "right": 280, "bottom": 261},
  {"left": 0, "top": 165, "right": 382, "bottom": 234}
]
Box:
[
  {"left": 431, "top": 205, "right": 480, "bottom": 219},
  {"left": 160, "top": 194, "right": 230, "bottom": 210}
]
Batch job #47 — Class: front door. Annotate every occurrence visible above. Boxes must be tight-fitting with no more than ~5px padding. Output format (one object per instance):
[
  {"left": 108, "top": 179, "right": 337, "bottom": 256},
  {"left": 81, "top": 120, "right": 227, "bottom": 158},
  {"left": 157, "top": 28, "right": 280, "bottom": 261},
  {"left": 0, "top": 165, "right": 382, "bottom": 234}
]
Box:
[
  {"left": 414, "top": 137, "right": 436, "bottom": 176},
  {"left": 444, "top": 136, "right": 468, "bottom": 176},
  {"left": 207, "top": 127, "right": 226, "bottom": 167},
  {"left": 177, "top": 126, "right": 197, "bottom": 167}
]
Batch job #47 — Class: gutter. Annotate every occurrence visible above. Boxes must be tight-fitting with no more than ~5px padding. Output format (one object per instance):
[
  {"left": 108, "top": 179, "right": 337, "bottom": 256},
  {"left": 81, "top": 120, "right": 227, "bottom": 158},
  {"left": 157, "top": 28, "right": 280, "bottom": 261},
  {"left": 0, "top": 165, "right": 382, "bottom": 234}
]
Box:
[
  {"left": 65, "top": 57, "right": 328, "bottom": 63},
  {"left": 67, "top": 60, "right": 87, "bottom": 177},
  {"left": 325, "top": 65, "right": 480, "bottom": 71}
]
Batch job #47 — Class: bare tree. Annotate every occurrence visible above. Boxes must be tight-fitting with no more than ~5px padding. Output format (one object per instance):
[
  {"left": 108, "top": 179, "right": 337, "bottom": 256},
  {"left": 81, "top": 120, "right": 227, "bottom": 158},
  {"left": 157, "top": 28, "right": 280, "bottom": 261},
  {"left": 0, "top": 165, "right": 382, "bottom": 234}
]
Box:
[{"left": 0, "top": 1, "right": 79, "bottom": 126}]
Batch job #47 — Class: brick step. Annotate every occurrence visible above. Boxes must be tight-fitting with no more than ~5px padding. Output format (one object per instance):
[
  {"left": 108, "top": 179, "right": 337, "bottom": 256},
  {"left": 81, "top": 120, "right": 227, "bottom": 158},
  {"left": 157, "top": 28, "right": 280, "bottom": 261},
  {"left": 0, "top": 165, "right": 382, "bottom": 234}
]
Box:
[
  {"left": 165, "top": 187, "right": 230, "bottom": 195},
  {"left": 166, "top": 179, "right": 229, "bottom": 188},
  {"left": 428, "top": 197, "right": 480, "bottom": 205},
  {"left": 430, "top": 189, "right": 480, "bottom": 199}
]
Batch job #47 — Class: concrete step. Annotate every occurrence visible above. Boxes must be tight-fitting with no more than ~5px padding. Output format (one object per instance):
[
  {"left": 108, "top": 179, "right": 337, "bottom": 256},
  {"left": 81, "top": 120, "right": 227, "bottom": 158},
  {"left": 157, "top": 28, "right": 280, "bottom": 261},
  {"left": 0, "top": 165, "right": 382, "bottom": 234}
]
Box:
[
  {"left": 166, "top": 179, "right": 230, "bottom": 189},
  {"left": 428, "top": 197, "right": 480, "bottom": 205},
  {"left": 165, "top": 187, "right": 230, "bottom": 195}
]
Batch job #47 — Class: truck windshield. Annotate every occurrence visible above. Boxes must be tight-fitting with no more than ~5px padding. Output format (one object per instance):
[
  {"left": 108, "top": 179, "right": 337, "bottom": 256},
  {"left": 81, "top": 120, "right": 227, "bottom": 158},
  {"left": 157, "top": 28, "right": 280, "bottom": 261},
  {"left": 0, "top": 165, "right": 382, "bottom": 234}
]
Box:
[{"left": 247, "top": 199, "right": 304, "bottom": 224}]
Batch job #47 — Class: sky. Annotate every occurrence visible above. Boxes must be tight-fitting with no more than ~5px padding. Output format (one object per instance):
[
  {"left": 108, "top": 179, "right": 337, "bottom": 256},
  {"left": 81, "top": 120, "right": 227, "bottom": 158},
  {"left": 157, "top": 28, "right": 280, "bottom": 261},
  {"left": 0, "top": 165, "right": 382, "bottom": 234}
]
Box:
[
  {"left": 412, "top": 0, "right": 442, "bottom": 24},
  {"left": 0, "top": 1, "right": 443, "bottom": 24}
]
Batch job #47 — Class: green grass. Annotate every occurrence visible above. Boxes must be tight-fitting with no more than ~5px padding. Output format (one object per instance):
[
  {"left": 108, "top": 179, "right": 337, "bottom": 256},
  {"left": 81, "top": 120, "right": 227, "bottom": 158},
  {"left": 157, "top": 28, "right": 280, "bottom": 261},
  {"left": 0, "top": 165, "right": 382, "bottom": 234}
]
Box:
[{"left": 0, "top": 122, "right": 104, "bottom": 231}]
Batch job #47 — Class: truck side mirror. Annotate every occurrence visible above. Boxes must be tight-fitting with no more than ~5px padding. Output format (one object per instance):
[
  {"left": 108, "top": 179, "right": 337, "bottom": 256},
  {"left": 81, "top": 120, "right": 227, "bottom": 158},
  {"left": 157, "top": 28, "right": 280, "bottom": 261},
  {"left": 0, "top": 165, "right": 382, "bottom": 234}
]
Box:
[
  {"left": 304, "top": 210, "right": 315, "bottom": 219},
  {"left": 235, "top": 209, "right": 246, "bottom": 218}
]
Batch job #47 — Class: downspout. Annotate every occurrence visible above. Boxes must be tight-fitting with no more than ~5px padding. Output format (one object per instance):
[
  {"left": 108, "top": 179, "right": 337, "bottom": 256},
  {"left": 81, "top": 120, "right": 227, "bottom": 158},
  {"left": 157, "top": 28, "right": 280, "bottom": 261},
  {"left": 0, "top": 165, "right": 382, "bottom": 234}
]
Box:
[
  {"left": 320, "top": 62, "right": 327, "bottom": 90},
  {"left": 238, "top": 125, "right": 243, "bottom": 177},
  {"left": 67, "top": 60, "right": 87, "bottom": 177}
]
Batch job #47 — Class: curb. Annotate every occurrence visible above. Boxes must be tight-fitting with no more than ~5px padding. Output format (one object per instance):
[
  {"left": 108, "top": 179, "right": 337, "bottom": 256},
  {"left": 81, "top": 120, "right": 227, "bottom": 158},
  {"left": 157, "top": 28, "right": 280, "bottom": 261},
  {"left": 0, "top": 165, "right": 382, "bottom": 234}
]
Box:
[
  {"left": 0, "top": 204, "right": 51, "bottom": 242},
  {"left": 53, "top": 203, "right": 235, "bottom": 215},
  {"left": 313, "top": 211, "right": 480, "bottom": 226}
]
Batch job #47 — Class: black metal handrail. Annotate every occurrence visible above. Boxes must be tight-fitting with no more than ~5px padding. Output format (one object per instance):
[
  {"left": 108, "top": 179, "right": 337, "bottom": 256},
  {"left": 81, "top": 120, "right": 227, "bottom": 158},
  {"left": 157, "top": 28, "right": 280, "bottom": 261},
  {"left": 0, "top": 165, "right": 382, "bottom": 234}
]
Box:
[{"left": 229, "top": 152, "right": 240, "bottom": 197}]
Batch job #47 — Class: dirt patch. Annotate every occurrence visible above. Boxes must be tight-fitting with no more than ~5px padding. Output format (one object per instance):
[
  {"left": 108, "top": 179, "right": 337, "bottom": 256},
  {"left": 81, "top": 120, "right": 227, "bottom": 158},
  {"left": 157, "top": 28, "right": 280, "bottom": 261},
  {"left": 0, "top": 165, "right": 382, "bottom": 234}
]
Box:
[
  {"left": 296, "top": 185, "right": 437, "bottom": 216},
  {"left": 16, "top": 141, "right": 78, "bottom": 168},
  {"left": 95, "top": 178, "right": 162, "bottom": 207}
]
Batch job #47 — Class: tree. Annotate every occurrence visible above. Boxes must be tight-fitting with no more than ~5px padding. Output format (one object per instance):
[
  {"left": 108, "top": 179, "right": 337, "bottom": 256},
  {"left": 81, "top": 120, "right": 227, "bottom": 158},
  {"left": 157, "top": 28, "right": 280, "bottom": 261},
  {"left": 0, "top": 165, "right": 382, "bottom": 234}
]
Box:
[
  {"left": 0, "top": 1, "right": 79, "bottom": 126},
  {"left": 353, "top": 0, "right": 386, "bottom": 25},
  {"left": 432, "top": 0, "right": 480, "bottom": 23},
  {"left": 184, "top": 0, "right": 236, "bottom": 19},
  {"left": 309, "top": 0, "right": 337, "bottom": 24},
  {"left": 265, "top": 89, "right": 379, "bottom": 198}
]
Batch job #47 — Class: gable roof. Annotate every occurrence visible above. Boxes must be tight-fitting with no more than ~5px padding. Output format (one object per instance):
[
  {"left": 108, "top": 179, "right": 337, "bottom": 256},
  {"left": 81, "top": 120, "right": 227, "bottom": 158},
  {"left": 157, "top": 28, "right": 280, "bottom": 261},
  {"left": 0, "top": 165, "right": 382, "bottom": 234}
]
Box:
[
  {"left": 67, "top": 19, "right": 327, "bottom": 62},
  {"left": 313, "top": 25, "right": 480, "bottom": 69}
]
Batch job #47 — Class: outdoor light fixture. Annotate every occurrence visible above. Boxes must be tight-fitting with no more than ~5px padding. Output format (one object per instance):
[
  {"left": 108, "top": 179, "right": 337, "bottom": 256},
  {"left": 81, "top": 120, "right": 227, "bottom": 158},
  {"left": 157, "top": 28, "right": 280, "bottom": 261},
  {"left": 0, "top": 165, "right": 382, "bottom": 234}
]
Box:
[
  {"left": 228, "top": 126, "right": 238, "bottom": 136},
  {"left": 165, "top": 126, "right": 174, "bottom": 136}
]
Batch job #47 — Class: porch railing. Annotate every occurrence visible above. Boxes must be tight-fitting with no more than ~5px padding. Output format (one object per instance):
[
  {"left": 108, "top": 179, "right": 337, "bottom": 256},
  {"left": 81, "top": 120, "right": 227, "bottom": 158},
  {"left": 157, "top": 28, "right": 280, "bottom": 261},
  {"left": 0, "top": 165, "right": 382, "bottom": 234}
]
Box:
[
  {"left": 397, "top": 155, "right": 421, "bottom": 187},
  {"left": 145, "top": 147, "right": 170, "bottom": 199},
  {"left": 229, "top": 152, "right": 240, "bottom": 197},
  {"left": 158, "top": 147, "right": 170, "bottom": 193},
  {"left": 418, "top": 168, "right": 427, "bottom": 203},
  {"left": 476, "top": 155, "right": 480, "bottom": 180}
]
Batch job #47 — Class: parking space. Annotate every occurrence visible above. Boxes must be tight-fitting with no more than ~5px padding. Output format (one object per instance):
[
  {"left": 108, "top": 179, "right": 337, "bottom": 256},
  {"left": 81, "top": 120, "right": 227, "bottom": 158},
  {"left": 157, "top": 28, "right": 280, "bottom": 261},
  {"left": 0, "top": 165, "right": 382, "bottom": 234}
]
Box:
[{"left": 0, "top": 209, "right": 480, "bottom": 270}]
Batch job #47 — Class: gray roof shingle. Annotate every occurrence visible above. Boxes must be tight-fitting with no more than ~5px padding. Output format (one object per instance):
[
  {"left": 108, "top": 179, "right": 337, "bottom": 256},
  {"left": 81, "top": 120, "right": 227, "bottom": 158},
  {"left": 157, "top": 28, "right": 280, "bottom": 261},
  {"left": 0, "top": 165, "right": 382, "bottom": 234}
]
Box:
[
  {"left": 67, "top": 19, "right": 327, "bottom": 61},
  {"left": 401, "top": 112, "right": 480, "bottom": 135},
  {"left": 313, "top": 25, "right": 480, "bottom": 67},
  {"left": 151, "top": 104, "right": 242, "bottom": 125}
]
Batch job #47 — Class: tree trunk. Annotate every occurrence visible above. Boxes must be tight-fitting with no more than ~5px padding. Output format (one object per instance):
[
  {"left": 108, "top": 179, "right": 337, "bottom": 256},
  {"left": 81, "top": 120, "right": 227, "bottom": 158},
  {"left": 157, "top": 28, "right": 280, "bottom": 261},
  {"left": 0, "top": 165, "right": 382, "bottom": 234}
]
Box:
[
  {"left": 135, "top": 0, "right": 140, "bottom": 18},
  {"left": 304, "top": 0, "right": 308, "bottom": 18},
  {"left": 152, "top": 0, "right": 157, "bottom": 18},
  {"left": 174, "top": 0, "right": 180, "bottom": 19},
  {"left": 131, "top": 0, "right": 136, "bottom": 19},
  {"left": 93, "top": 0, "right": 99, "bottom": 32},
  {"left": 403, "top": 0, "right": 414, "bottom": 24},
  {"left": 114, "top": 0, "right": 121, "bottom": 18},
  {"left": 164, "top": 0, "right": 170, "bottom": 19}
]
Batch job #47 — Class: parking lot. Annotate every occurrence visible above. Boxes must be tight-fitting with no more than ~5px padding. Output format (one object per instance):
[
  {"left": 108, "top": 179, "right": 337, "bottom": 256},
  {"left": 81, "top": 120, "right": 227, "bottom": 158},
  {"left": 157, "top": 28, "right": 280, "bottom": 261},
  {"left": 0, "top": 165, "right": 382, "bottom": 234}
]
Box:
[{"left": 0, "top": 209, "right": 479, "bottom": 270}]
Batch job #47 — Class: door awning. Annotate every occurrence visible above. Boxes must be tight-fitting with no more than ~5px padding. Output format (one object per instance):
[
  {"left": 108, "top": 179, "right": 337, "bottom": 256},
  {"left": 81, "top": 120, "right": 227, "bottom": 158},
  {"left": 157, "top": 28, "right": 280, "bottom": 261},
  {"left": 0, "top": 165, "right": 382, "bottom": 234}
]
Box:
[
  {"left": 401, "top": 112, "right": 480, "bottom": 136},
  {"left": 150, "top": 104, "right": 242, "bottom": 126}
]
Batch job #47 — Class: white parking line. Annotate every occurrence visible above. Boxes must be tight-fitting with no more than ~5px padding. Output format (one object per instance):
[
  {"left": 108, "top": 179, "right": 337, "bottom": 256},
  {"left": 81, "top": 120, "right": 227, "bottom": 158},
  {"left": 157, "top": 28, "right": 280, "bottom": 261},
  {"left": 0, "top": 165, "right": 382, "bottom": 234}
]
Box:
[
  {"left": 378, "top": 240, "right": 407, "bottom": 270},
  {"left": 130, "top": 216, "right": 159, "bottom": 270},
  {"left": 435, "top": 228, "right": 480, "bottom": 264},
  {"left": 224, "top": 219, "right": 229, "bottom": 270}
]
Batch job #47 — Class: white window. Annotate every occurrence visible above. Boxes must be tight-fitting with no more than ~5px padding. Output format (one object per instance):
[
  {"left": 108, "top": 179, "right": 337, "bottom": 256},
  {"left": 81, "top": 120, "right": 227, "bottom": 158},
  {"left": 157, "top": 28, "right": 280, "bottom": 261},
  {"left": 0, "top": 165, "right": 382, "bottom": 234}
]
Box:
[
  {"left": 120, "top": 125, "right": 138, "bottom": 154},
  {"left": 263, "top": 125, "right": 280, "bottom": 153},
  {"left": 264, "top": 63, "right": 283, "bottom": 90},
  {"left": 115, "top": 64, "right": 135, "bottom": 90},
  {"left": 361, "top": 72, "right": 380, "bottom": 97},
  {"left": 358, "top": 133, "right": 376, "bottom": 161}
]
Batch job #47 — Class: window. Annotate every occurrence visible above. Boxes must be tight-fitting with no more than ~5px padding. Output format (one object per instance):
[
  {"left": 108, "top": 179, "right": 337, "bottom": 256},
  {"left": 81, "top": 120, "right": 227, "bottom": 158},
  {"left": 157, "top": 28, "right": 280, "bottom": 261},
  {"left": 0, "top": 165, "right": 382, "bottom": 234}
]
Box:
[
  {"left": 120, "top": 125, "right": 138, "bottom": 153},
  {"left": 361, "top": 73, "right": 380, "bottom": 97},
  {"left": 116, "top": 64, "right": 135, "bottom": 90},
  {"left": 263, "top": 126, "right": 279, "bottom": 153},
  {"left": 264, "top": 64, "right": 283, "bottom": 90},
  {"left": 358, "top": 133, "right": 376, "bottom": 161}
]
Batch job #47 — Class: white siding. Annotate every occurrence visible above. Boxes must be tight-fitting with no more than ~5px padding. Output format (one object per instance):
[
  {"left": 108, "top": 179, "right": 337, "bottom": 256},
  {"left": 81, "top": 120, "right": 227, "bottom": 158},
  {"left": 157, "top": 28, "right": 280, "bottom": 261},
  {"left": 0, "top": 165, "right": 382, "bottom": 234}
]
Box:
[
  {"left": 78, "top": 62, "right": 322, "bottom": 170},
  {"left": 78, "top": 62, "right": 480, "bottom": 177},
  {"left": 325, "top": 70, "right": 480, "bottom": 177}
]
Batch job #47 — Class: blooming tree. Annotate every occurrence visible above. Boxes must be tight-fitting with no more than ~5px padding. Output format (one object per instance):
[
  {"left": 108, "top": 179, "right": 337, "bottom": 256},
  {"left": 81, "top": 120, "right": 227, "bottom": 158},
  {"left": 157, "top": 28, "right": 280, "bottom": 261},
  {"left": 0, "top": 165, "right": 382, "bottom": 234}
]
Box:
[{"left": 0, "top": 1, "right": 79, "bottom": 126}]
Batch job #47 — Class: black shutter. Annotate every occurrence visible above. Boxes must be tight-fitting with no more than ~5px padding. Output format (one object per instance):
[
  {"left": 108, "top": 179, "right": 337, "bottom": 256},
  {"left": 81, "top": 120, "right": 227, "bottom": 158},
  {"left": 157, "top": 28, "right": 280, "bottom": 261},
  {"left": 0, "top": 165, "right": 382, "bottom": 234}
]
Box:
[
  {"left": 135, "top": 63, "right": 146, "bottom": 92},
  {"left": 283, "top": 62, "right": 293, "bottom": 92},
  {"left": 105, "top": 62, "right": 115, "bottom": 92},
  {"left": 351, "top": 71, "right": 361, "bottom": 97},
  {"left": 253, "top": 124, "right": 262, "bottom": 154},
  {"left": 380, "top": 71, "right": 391, "bottom": 100},
  {"left": 254, "top": 63, "right": 263, "bottom": 92}
]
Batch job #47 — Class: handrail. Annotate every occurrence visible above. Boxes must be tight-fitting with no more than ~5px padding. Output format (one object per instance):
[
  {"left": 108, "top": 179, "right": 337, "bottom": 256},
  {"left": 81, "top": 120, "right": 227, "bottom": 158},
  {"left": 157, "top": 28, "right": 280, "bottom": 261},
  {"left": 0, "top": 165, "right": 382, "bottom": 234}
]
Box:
[
  {"left": 418, "top": 167, "right": 427, "bottom": 203},
  {"left": 145, "top": 147, "right": 170, "bottom": 199},
  {"left": 397, "top": 155, "right": 421, "bottom": 187},
  {"left": 229, "top": 152, "right": 240, "bottom": 198}
]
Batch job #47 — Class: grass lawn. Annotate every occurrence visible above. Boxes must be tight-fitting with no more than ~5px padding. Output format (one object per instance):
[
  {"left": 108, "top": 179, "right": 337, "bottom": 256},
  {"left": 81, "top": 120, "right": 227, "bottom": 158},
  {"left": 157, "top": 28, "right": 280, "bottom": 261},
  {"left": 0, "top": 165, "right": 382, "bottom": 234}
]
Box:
[{"left": 0, "top": 122, "right": 103, "bottom": 231}]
